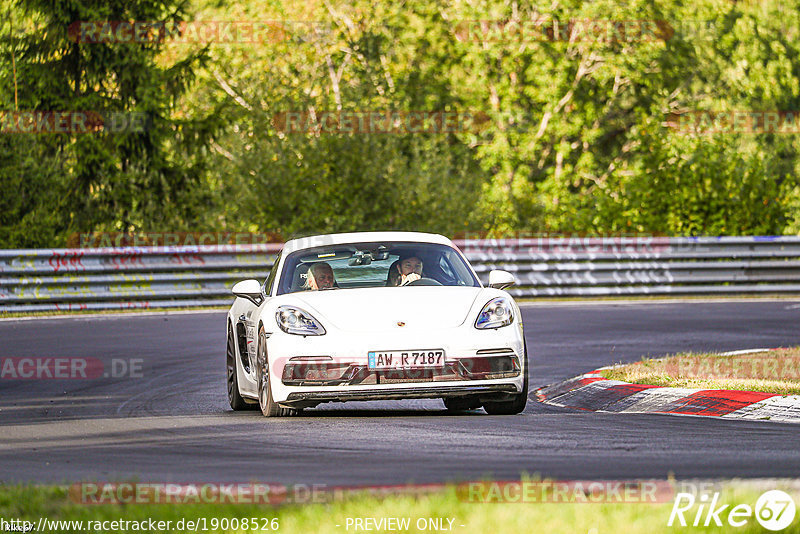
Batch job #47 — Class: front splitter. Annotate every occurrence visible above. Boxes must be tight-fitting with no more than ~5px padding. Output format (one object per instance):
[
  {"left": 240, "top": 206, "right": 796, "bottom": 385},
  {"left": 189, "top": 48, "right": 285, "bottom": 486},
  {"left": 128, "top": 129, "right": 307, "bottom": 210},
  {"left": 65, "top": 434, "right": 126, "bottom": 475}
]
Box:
[{"left": 283, "top": 384, "right": 518, "bottom": 406}]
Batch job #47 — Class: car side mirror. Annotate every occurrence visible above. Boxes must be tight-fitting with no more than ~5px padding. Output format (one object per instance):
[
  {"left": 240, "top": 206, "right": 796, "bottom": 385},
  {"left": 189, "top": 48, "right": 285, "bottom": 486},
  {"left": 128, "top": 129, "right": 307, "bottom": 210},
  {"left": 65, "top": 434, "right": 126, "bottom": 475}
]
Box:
[
  {"left": 232, "top": 279, "right": 264, "bottom": 306},
  {"left": 488, "top": 270, "right": 515, "bottom": 290}
]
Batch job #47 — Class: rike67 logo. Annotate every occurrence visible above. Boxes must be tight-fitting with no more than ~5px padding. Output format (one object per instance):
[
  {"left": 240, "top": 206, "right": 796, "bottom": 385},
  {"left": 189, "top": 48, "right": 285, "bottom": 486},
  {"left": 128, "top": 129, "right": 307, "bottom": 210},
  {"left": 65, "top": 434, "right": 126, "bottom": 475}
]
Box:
[{"left": 668, "top": 489, "right": 796, "bottom": 531}]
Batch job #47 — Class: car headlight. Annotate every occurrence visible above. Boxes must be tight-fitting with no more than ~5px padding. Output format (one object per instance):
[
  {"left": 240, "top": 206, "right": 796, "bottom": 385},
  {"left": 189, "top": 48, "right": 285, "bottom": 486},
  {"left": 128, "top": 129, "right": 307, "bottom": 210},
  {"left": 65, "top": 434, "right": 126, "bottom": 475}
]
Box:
[
  {"left": 475, "top": 297, "right": 514, "bottom": 329},
  {"left": 276, "top": 306, "right": 326, "bottom": 336}
]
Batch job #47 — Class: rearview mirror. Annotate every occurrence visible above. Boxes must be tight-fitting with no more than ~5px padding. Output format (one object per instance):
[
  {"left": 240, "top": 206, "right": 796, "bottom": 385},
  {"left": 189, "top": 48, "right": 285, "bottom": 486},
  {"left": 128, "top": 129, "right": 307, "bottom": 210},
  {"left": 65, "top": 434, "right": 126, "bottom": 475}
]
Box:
[
  {"left": 232, "top": 279, "right": 264, "bottom": 306},
  {"left": 374, "top": 246, "right": 389, "bottom": 261},
  {"left": 348, "top": 250, "right": 373, "bottom": 266},
  {"left": 488, "top": 270, "right": 515, "bottom": 290}
]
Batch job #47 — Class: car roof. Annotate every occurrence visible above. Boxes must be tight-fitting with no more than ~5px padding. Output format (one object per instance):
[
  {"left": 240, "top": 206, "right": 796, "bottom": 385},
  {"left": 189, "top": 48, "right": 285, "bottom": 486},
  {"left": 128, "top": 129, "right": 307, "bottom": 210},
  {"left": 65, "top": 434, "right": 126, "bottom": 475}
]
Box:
[{"left": 282, "top": 232, "right": 454, "bottom": 255}]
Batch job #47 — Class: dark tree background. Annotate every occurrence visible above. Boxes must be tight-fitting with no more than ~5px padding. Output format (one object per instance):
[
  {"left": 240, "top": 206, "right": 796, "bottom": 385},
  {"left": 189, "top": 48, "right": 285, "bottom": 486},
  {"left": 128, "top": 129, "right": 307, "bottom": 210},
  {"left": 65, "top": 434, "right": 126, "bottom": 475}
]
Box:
[{"left": 1, "top": 0, "right": 799, "bottom": 246}]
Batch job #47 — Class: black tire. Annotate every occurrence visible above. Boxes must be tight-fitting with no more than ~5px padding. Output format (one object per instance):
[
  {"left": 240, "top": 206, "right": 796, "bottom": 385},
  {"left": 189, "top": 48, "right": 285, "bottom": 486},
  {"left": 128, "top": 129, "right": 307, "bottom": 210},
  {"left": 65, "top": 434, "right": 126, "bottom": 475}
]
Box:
[
  {"left": 482, "top": 342, "right": 528, "bottom": 415},
  {"left": 257, "top": 325, "right": 296, "bottom": 417},
  {"left": 227, "top": 322, "right": 250, "bottom": 411},
  {"left": 443, "top": 396, "right": 482, "bottom": 412}
]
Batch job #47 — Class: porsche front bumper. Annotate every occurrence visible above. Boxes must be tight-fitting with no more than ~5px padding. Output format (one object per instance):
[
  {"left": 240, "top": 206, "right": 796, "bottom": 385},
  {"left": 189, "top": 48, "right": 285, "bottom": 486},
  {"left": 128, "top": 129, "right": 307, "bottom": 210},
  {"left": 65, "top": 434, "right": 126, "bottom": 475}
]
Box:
[{"left": 264, "top": 323, "right": 526, "bottom": 407}]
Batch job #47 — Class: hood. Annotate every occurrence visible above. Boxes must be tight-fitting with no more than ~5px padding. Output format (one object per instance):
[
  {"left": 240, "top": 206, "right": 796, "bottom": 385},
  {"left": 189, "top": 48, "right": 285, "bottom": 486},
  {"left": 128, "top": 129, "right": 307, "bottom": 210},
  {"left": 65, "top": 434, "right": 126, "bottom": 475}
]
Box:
[{"left": 284, "top": 286, "right": 485, "bottom": 332}]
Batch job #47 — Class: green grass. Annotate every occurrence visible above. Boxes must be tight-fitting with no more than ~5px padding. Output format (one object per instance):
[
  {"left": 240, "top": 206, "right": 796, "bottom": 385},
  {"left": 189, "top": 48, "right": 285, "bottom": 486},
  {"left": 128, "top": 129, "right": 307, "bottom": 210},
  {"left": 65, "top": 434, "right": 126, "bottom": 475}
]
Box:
[
  {"left": 601, "top": 347, "right": 800, "bottom": 395},
  {"left": 0, "top": 482, "right": 798, "bottom": 533}
]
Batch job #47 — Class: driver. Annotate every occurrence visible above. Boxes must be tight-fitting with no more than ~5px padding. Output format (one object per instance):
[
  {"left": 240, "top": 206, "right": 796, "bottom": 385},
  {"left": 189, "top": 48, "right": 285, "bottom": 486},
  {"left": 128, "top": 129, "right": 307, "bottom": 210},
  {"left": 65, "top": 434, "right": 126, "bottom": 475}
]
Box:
[
  {"left": 387, "top": 254, "right": 424, "bottom": 286},
  {"left": 304, "top": 262, "right": 335, "bottom": 290}
]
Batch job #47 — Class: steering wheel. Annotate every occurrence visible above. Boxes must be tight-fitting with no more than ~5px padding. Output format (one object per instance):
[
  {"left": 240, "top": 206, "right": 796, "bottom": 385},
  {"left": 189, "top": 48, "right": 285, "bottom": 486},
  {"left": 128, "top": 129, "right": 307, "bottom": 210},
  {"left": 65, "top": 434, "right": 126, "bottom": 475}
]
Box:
[{"left": 406, "top": 277, "right": 443, "bottom": 287}]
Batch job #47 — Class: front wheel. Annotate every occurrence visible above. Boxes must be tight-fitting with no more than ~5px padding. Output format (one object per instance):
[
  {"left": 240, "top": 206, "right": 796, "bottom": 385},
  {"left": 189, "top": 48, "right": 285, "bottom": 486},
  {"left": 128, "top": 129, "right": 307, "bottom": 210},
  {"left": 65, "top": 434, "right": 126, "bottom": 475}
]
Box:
[
  {"left": 227, "top": 322, "right": 250, "bottom": 411},
  {"left": 257, "top": 326, "right": 296, "bottom": 417},
  {"left": 482, "top": 343, "right": 528, "bottom": 415}
]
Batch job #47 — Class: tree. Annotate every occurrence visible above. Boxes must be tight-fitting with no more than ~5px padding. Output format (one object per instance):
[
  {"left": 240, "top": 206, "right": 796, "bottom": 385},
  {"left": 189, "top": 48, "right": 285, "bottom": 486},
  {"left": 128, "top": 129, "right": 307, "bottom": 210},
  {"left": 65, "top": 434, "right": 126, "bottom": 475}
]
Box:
[
  {"left": 0, "top": 0, "right": 217, "bottom": 247},
  {"left": 189, "top": 0, "right": 489, "bottom": 239}
]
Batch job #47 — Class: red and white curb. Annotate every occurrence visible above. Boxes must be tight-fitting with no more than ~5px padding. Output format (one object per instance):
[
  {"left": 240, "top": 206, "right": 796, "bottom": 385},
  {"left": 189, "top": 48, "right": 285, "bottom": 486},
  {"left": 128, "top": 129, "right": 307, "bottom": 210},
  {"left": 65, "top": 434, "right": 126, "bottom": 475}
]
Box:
[{"left": 535, "top": 349, "right": 800, "bottom": 424}]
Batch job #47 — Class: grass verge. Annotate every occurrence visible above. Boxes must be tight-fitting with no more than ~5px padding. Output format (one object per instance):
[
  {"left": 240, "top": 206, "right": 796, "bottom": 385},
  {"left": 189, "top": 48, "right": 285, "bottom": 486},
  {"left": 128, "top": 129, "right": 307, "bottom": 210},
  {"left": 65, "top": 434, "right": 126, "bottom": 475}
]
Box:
[
  {"left": 0, "top": 481, "right": 798, "bottom": 533},
  {"left": 600, "top": 347, "right": 800, "bottom": 395}
]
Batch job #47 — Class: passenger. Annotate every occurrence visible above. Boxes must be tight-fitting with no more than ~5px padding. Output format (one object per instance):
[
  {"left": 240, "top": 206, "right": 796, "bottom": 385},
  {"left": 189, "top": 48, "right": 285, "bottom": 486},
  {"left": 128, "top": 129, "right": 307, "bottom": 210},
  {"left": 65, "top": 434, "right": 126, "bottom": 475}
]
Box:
[
  {"left": 386, "top": 254, "right": 424, "bottom": 286},
  {"left": 304, "top": 262, "right": 335, "bottom": 290}
]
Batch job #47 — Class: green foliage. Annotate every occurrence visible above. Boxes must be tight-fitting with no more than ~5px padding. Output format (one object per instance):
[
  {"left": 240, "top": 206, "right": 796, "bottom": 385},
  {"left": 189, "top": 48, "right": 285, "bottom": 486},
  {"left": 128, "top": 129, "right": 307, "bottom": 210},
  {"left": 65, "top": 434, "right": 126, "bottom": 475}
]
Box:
[
  {"left": 0, "top": 0, "right": 219, "bottom": 246},
  {"left": 189, "top": 0, "right": 489, "bottom": 238},
  {"left": 444, "top": 0, "right": 800, "bottom": 235},
  {"left": 2, "top": 0, "right": 800, "bottom": 246}
]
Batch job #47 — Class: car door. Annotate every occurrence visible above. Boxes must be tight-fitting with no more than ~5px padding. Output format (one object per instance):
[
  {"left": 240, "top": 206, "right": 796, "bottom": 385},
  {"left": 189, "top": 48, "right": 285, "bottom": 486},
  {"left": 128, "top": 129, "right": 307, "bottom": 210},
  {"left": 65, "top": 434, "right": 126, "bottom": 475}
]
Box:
[{"left": 233, "top": 250, "right": 281, "bottom": 397}]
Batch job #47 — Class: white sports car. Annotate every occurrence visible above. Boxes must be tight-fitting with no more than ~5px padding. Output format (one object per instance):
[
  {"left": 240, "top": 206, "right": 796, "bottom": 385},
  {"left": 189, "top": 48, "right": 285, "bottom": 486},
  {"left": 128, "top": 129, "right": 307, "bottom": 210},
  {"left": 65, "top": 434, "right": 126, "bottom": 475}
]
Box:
[{"left": 226, "top": 231, "right": 527, "bottom": 416}]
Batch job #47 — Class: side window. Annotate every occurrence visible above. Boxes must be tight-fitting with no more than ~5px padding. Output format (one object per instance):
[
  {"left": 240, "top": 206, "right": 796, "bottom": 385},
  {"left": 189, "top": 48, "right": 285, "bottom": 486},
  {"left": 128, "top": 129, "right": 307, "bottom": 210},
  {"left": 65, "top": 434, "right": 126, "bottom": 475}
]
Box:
[{"left": 263, "top": 251, "right": 282, "bottom": 296}]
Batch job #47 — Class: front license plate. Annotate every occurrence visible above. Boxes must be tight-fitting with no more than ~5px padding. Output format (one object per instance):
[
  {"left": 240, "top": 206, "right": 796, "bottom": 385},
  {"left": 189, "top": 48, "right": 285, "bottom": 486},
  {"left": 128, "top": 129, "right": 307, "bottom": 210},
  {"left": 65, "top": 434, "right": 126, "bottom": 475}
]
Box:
[{"left": 367, "top": 350, "right": 445, "bottom": 370}]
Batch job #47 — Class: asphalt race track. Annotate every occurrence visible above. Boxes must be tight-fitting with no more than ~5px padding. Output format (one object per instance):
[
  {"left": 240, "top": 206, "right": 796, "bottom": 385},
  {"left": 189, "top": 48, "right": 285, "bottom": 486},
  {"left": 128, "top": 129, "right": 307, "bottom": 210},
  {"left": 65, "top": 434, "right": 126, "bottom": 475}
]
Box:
[{"left": 1, "top": 300, "right": 799, "bottom": 485}]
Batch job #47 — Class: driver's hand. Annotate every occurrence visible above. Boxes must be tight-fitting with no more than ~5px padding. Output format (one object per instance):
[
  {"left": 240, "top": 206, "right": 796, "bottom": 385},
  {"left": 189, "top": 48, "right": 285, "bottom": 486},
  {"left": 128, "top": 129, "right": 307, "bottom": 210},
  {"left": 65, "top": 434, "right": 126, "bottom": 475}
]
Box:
[{"left": 400, "top": 273, "right": 421, "bottom": 286}]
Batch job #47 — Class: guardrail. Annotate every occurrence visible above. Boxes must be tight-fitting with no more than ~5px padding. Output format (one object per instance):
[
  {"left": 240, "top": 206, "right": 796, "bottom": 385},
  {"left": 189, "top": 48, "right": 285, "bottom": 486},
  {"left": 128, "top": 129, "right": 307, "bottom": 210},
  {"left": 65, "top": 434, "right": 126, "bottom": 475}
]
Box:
[{"left": 1, "top": 236, "right": 800, "bottom": 312}]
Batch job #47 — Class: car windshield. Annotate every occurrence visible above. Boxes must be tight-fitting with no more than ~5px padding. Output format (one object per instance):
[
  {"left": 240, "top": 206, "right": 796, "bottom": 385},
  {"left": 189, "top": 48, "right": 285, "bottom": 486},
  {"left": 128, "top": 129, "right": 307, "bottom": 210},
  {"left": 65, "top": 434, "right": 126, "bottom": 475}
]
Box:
[{"left": 276, "top": 242, "right": 480, "bottom": 295}]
